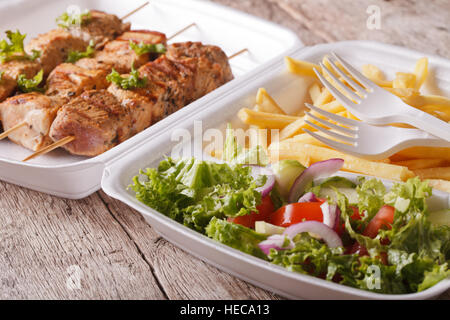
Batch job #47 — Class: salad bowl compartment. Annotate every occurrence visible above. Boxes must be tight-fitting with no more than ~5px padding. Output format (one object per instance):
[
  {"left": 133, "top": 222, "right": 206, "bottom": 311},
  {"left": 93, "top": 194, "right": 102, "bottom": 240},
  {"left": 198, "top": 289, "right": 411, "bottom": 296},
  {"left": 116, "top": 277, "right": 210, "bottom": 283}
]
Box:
[{"left": 102, "top": 41, "right": 450, "bottom": 299}]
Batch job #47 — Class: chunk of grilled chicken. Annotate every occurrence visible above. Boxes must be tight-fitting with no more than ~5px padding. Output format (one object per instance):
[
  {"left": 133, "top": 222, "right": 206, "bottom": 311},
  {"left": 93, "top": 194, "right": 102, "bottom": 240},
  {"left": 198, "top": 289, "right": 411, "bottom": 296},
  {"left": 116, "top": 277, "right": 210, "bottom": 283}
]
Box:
[
  {"left": 50, "top": 42, "right": 233, "bottom": 157},
  {"left": 166, "top": 42, "right": 234, "bottom": 100},
  {"left": 0, "top": 59, "right": 42, "bottom": 102},
  {"left": 0, "top": 93, "right": 58, "bottom": 151},
  {"left": 106, "top": 55, "right": 192, "bottom": 135},
  {"left": 63, "top": 10, "right": 131, "bottom": 48},
  {"left": 0, "top": 65, "right": 108, "bottom": 149},
  {"left": 25, "top": 29, "right": 87, "bottom": 76},
  {"left": 24, "top": 10, "right": 130, "bottom": 77},
  {"left": 0, "top": 75, "right": 16, "bottom": 103},
  {"left": 76, "top": 30, "right": 167, "bottom": 74},
  {"left": 46, "top": 63, "right": 110, "bottom": 106},
  {"left": 49, "top": 90, "right": 132, "bottom": 157}
]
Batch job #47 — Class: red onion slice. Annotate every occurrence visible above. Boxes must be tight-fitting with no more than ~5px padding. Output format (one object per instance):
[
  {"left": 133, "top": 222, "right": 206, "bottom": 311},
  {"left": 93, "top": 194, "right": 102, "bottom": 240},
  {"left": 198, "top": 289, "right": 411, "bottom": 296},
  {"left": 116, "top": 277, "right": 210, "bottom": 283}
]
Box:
[
  {"left": 283, "top": 221, "right": 343, "bottom": 248},
  {"left": 288, "top": 159, "right": 344, "bottom": 203},
  {"left": 298, "top": 192, "right": 319, "bottom": 203},
  {"left": 320, "top": 201, "right": 338, "bottom": 229},
  {"left": 258, "top": 234, "right": 294, "bottom": 255},
  {"left": 248, "top": 166, "right": 275, "bottom": 198}
]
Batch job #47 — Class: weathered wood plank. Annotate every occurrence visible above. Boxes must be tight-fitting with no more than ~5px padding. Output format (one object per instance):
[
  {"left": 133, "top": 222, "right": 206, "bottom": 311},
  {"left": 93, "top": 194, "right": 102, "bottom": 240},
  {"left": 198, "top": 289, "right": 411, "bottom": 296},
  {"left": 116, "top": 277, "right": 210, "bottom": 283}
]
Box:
[
  {"left": 211, "top": 0, "right": 326, "bottom": 45},
  {"left": 98, "top": 191, "right": 281, "bottom": 300},
  {"left": 270, "top": 0, "right": 450, "bottom": 58},
  {"left": 0, "top": 181, "right": 166, "bottom": 300}
]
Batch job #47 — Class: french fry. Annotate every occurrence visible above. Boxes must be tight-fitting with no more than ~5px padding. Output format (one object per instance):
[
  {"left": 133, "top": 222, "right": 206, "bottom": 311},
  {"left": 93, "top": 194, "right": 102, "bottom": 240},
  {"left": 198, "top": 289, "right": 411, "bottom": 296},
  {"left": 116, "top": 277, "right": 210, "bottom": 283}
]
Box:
[
  {"left": 320, "top": 100, "right": 346, "bottom": 114},
  {"left": 400, "top": 94, "right": 450, "bottom": 109},
  {"left": 285, "top": 56, "right": 320, "bottom": 78},
  {"left": 384, "top": 87, "right": 419, "bottom": 100},
  {"left": 392, "top": 158, "right": 449, "bottom": 171},
  {"left": 414, "top": 167, "right": 450, "bottom": 181},
  {"left": 426, "top": 179, "right": 450, "bottom": 193},
  {"left": 362, "top": 64, "right": 393, "bottom": 87},
  {"left": 237, "top": 108, "right": 300, "bottom": 129},
  {"left": 278, "top": 116, "right": 311, "bottom": 140},
  {"left": 415, "top": 105, "right": 450, "bottom": 122},
  {"left": 393, "top": 72, "right": 417, "bottom": 89},
  {"left": 255, "top": 88, "right": 286, "bottom": 114},
  {"left": 269, "top": 141, "right": 312, "bottom": 167},
  {"left": 309, "top": 83, "right": 322, "bottom": 105},
  {"left": 395, "top": 147, "right": 450, "bottom": 161},
  {"left": 414, "top": 57, "right": 428, "bottom": 90},
  {"left": 279, "top": 134, "right": 391, "bottom": 164},
  {"left": 278, "top": 109, "right": 350, "bottom": 141},
  {"left": 271, "top": 142, "right": 414, "bottom": 181},
  {"left": 316, "top": 88, "right": 333, "bottom": 106}
]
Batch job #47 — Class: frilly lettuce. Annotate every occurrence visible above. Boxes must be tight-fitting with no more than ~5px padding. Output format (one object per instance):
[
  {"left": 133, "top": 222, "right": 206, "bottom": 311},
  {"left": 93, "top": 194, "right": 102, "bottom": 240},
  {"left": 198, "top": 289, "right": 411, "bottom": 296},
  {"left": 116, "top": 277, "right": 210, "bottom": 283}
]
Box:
[
  {"left": 131, "top": 157, "right": 264, "bottom": 233},
  {"left": 206, "top": 217, "right": 267, "bottom": 259}
]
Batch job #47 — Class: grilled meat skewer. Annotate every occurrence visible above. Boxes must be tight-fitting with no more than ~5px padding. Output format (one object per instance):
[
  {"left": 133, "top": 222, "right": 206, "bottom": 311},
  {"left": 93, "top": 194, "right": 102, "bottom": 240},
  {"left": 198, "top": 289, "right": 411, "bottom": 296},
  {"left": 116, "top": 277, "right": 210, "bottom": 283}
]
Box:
[
  {"left": 0, "top": 30, "right": 166, "bottom": 151},
  {"left": 0, "top": 10, "right": 131, "bottom": 104},
  {"left": 27, "top": 10, "right": 131, "bottom": 76},
  {"left": 49, "top": 42, "right": 233, "bottom": 157}
]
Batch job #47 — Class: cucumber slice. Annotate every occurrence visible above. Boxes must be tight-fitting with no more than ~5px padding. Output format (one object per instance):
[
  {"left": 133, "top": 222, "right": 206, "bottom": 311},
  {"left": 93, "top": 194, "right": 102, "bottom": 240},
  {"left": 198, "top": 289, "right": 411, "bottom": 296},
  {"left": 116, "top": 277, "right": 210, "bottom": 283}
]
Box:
[
  {"left": 255, "top": 221, "right": 286, "bottom": 236},
  {"left": 319, "top": 187, "right": 359, "bottom": 204}
]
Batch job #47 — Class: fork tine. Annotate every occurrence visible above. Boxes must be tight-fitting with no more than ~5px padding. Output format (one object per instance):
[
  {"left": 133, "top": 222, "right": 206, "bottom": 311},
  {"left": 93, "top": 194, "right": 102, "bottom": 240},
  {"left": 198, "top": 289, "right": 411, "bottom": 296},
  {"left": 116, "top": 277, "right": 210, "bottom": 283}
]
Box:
[
  {"left": 326, "top": 56, "right": 367, "bottom": 96},
  {"left": 305, "top": 103, "right": 359, "bottom": 127},
  {"left": 313, "top": 68, "right": 359, "bottom": 111},
  {"left": 304, "top": 128, "right": 356, "bottom": 152},
  {"left": 331, "top": 52, "right": 375, "bottom": 90},
  {"left": 305, "top": 111, "right": 356, "bottom": 136},
  {"left": 319, "top": 62, "right": 362, "bottom": 103},
  {"left": 305, "top": 120, "right": 356, "bottom": 144}
]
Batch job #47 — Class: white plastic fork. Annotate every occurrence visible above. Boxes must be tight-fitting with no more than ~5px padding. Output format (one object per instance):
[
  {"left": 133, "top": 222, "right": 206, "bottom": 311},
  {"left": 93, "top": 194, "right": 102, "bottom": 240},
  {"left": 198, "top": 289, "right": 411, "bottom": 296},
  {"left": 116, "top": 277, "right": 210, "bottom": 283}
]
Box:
[
  {"left": 303, "top": 103, "right": 450, "bottom": 160},
  {"left": 314, "top": 52, "right": 450, "bottom": 142}
]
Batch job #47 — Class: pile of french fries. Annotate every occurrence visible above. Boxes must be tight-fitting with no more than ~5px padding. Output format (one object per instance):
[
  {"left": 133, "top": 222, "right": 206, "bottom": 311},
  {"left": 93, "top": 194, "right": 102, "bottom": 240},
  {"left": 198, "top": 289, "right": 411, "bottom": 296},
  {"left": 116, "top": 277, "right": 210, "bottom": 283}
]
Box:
[{"left": 234, "top": 55, "right": 450, "bottom": 193}]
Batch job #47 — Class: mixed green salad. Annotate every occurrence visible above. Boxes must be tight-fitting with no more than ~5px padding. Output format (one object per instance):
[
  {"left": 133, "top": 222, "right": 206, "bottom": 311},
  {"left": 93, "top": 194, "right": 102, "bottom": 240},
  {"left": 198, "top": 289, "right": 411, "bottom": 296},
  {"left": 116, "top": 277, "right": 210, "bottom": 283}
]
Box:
[{"left": 131, "top": 126, "right": 450, "bottom": 294}]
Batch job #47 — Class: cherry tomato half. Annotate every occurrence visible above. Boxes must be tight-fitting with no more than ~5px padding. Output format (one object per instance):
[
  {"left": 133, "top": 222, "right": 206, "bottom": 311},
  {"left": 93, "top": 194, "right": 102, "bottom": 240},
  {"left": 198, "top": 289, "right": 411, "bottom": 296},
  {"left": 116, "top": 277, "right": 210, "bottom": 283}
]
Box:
[
  {"left": 269, "top": 202, "right": 324, "bottom": 228},
  {"left": 363, "top": 205, "right": 395, "bottom": 238},
  {"left": 228, "top": 195, "right": 275, "bottom": 229}
]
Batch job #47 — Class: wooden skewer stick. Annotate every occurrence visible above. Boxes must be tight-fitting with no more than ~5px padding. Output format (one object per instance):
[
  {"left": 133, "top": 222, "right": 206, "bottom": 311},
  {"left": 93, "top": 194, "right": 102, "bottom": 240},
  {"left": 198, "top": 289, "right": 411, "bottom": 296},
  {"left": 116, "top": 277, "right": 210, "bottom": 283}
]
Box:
[
  {"left": 228, "top": 48, "right": 249, "bottom": 60},
  {"left": 168, "top": 23, "right": 197, "bottom": 41},
  {"left": 23, "top": 136, "right": 75, "bottom": 162},
  {"left": 0, "top": 122, "right": 27, "bottom": 140},
  {"left": 121, "top": 1, "right": 150, "bottom": 20}
]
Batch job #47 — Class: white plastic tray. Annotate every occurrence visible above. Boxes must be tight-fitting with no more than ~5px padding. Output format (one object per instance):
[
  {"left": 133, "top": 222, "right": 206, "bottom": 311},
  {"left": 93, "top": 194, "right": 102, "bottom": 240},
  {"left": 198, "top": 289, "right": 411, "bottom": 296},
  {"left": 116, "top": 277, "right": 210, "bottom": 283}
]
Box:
[
  {"left": 102, "top": 41, "right": 450, "bottom": 299},
  {"left": 0, "top": 0, "right": 301, "bottom": 198}
]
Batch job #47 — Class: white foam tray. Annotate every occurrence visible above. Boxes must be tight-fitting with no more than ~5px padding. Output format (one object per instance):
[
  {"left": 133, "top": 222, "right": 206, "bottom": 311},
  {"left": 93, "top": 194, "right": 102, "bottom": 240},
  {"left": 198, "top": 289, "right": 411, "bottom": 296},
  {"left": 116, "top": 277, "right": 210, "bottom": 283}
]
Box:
[
  {"left": 0, "top": 0, "right": 301, "bottom": 198},
  {"left": 102, "top": 41, "right": 450, "bottom": 299}
]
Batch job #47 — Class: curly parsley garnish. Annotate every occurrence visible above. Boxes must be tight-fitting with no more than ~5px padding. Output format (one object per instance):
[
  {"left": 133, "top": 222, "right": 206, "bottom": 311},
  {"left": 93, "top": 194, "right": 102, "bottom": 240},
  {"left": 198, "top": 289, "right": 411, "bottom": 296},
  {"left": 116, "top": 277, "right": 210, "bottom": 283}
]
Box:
[
  {"left": 106, "top": 65, "right": 147, "bottom": 90},
  {"left": 129, "top": 41, "right": 166, "bottom": 56},
  {"left": 56, "top": 10, "right": 91, "bottom": 29},
  {"left": 0, "top": 30, "right": 41, "bottom": 64},
  {"left": 17, "top": 69, "right": 45, "bottom": 93},
  {"left": 66, "top": 40, "right": 95, "bottom": 63}
]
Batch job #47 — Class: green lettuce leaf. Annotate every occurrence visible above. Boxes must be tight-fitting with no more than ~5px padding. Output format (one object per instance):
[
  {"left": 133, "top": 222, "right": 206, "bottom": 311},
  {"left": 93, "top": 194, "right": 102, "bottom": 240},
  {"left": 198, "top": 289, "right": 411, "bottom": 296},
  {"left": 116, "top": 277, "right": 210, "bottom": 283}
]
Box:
[
  {"left": 131, "top": 158, "right": 263, "bottom": 233},
  {"left": 17, "top": 69, "right": 44, "bottom": 93},
  {"left": 106, "top": 65, "right": 148, "bottom": 90},
  {"left": 0, "top": 30, "right": 40, "bottom": 64},
  {"left": 129, "top": 41, "right": 166, "bottom": 56},
  {"left": 223, "top": 123, "right": 268, "bottom": 166},
  {"left": 206, "top": 217, "right": 267, "bottom": 259},
  {"left": 66, "top": 40, "right": 95, "bottom": 63}
]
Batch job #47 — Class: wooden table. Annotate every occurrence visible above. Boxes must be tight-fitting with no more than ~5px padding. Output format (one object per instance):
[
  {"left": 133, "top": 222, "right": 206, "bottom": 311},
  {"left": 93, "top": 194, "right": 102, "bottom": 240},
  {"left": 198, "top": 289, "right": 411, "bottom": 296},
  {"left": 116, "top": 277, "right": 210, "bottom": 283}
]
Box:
[{"left": 1, "top": 0, "right": 449, "bottom": 300}]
